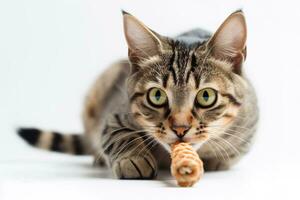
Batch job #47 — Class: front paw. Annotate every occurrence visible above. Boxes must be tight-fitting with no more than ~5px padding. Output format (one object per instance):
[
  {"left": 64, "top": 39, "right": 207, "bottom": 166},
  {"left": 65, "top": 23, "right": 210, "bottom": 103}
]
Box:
[
  {"left": 113, "top": 155, "right": 157, "bottom": 179},
  {"left": 202, "top": 158, "right": 231, "bottom": 171}
]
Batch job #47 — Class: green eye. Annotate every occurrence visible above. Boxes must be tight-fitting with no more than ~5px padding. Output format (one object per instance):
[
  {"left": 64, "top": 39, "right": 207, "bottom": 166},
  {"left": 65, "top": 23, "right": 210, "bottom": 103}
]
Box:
[
  {"left": 196, "top": 88, "right": 217, "bottom": 108},
  {"left": 147, "top": 87, "right": 168, "bottom": 107}
]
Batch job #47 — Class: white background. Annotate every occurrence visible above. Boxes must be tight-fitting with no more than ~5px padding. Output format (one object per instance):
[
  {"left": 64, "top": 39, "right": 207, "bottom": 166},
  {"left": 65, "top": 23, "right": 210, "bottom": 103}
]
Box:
[{"left": 0, "top": 0, "right": 299, "bottom": 199}]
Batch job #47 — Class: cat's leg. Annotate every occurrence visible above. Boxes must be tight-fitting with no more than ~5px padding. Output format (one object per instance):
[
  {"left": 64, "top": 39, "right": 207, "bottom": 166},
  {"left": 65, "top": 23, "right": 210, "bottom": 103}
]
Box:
[
  {"left": 102, "top": 127, "right": 158, "bottom": 179},
  {"left": 202, "top": 155, "right": 240, "bottom": 171},
  {"left": 202, "top": 158, "right": 231, "bottom": 171}
]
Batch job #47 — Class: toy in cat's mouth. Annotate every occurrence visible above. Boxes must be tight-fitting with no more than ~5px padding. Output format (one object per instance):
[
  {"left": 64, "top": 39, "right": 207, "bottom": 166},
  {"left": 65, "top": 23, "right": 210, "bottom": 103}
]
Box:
[
  {"left": 172, "top": 132, "right": 209, "bottom": 144},
  {"left": 171, "top": 142, "right": 203, "bottom": 187},
  {"left": 164, "top": 137, "right": 209, "bottom": 154}
]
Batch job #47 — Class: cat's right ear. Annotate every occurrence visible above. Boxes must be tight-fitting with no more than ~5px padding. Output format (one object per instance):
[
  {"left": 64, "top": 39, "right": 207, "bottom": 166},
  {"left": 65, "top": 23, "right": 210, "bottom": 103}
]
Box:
[
  {"left": 122, "top": 11, "right": 163, "bottom": 65},
  {"left": 206, "top": 11, "right": 247, "bottom": 74}
]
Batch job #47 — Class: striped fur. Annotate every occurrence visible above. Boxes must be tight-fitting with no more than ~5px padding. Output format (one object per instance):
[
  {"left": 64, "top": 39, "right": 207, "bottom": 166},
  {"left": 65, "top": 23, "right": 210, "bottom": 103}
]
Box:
[
  {"left": 18, "top": 10, "right": 258, "bottom": 179},
  {"left": 17, "top": 128, "right": 90, "bottom": 155}
]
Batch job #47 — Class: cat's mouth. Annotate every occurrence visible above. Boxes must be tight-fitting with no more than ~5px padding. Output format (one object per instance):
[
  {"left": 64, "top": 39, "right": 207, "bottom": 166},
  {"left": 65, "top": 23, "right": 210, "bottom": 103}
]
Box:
[
  {"left": 165, "top": 132, "right": 209, "bottom": 146},
  {"left": 150, "top": 126, "right": 210, "bottom": 152},
  {"left": 164, "top": 138, "right": 194, "bottom": 146}
]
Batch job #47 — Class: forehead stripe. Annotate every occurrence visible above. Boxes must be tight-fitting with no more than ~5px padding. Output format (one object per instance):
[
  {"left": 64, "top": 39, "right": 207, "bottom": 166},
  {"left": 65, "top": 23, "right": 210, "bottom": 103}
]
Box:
[
  {"left": 162, "top": 73, "right": 169, "bottom": 88},
  {"left": 168, "top": 49, "right": 177, "bottom": 84},
  {"left": 185, "top": 51, "right": 196, "bottom": 84},
  {"left": 185, "top": 69, "right": 191, "bottom": 84}
]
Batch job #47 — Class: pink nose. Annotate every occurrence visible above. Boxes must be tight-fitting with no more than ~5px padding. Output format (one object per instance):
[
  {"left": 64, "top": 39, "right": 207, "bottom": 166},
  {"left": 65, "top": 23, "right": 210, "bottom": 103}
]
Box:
[
  {"left": 171, "top": 125, "right": 191, "bottom": 138},
  {"left": 168, "top": 113, "right": 193, "bottom": 138}
]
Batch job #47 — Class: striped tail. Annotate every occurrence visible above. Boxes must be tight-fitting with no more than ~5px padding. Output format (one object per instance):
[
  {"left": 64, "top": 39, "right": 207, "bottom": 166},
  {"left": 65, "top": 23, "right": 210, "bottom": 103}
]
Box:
[{"left": 17, "top": 128, "right": 91, "bottom": 155}]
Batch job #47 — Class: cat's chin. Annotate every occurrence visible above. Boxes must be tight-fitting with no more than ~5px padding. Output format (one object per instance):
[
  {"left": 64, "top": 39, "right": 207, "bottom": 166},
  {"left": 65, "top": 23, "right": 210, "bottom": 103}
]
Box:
[
  {"left": 155, "top": 139, "right": 181, "bottom": 152},
  {"left": 163, "top": 138, "right": 194, "bottom": 145},
  {"left": 191, "top": 142, "right": 206, "bottom": 151}
]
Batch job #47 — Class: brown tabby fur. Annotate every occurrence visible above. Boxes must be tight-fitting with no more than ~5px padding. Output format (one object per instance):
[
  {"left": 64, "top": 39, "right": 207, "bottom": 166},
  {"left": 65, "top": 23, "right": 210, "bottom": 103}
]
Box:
[{"left": 18, "top": 10, "right": 258, "bottom": 179}]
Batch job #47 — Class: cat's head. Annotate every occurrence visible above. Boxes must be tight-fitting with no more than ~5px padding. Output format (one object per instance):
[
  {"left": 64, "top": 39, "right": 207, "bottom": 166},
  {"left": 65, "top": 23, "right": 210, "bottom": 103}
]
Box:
[{"left": 123, "top": 11, "right": 248, "bottom": 150}]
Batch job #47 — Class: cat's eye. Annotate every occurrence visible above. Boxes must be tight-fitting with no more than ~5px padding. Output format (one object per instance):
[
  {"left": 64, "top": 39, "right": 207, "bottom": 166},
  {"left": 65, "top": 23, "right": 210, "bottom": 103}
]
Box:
[
  {"left": 147, "top": 87, "right": 168, "bottom": 107},
  {"left": 196, "top": 88, "right": 217, "bottom": 108}
]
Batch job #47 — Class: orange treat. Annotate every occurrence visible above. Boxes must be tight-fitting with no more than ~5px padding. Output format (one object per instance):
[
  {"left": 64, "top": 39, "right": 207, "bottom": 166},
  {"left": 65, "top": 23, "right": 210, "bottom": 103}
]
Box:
[{"left": 171, "top": 142, "right": 203, "bottom": 187}]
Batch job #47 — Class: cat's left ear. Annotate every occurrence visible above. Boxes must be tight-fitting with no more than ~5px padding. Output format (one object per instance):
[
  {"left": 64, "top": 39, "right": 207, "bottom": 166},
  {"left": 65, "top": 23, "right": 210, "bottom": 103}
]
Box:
[
  {"left": 122, "top": 11, "right": 164, "bottom": 66},
  {"left": 207, "top": 10, "right": 247, "bottom": 74}
]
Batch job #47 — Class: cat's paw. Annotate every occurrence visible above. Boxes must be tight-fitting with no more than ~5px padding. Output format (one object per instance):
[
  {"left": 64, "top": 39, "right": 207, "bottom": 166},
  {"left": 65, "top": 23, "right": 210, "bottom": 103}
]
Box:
[
  {"left": 113, "top": 155, "right": 157, "bottom": 179},
  {"left": 202, "top": 158, "right": 231, "bottom": 171}
]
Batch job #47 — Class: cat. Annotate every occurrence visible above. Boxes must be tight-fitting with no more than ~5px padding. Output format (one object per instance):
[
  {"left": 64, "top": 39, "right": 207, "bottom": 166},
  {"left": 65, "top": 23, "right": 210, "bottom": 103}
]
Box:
[{"left": 18, "top": 10, "right": 258, "bottom": 179}]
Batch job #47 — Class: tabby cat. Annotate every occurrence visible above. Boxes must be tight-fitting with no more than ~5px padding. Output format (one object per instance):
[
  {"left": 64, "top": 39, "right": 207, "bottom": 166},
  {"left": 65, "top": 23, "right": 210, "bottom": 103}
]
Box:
[{"left": 18, "top": 10, "right": 258, "bottom": 179}]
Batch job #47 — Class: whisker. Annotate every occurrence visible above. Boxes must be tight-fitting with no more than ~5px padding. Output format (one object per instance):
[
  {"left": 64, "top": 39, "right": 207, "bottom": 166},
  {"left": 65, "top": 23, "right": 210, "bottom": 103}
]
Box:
[
  {"left": 123, "top": 135, "right": 154, "bottom": 159},
  {"left": 221, "top": 132, "right": 251, "bottom": 145},
  {"left": 102, "top": 129, "right": 149, "bottom": 144},
  {"left": 207, "top": 139, "right": 227, "bottom": 161},
  {"left": 206, "top": 127, "right": 253, "bottom": 145},
  {"left": 210, "top": 134, "right": 240, "bottom": 156},
  {"left": 94, "top": 152, "right": 105, "bottom": 165},
  {"left": 136, "top": 137, "right": 157, "bottom": 157},
  {"left": 205, "top": 140, "right": 219, "bottom": 160},
  {"left": 210, "top": 138, "right": 231, "bottom": 161},
  {"left": 207, "top": 124, "right": 252, "bottom": 131},
  {"left": 112, "top": 134, "right": 151, "bottom": 160}
]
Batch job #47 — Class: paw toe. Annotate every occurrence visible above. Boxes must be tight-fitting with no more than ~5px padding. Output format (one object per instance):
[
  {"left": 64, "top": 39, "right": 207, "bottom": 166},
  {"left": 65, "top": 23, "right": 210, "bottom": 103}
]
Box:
[{"left": 113, "top": 156, "right": 157, "bottom": 179}]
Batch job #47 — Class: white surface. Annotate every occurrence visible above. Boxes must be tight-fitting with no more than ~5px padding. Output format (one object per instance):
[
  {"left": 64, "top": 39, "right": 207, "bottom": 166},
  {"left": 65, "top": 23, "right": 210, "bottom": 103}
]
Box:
[{"left": 0, "top": 0, "right": 299, "bottom": 199}]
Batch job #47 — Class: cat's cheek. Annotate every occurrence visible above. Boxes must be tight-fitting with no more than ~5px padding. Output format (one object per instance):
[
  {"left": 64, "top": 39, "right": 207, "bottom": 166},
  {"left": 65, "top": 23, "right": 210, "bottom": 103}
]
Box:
[
  {"left": 208, "top": 105, "right": 240, "bottom": 128},
  {"left": 208, "top": 118, "right": 229, "bottom": 130},
  {"left": 136, "top": 116, "right": 156, "bottom": 128},
  {"left": 185, "top": 133, "right": 209, "bottom": 144},
  {"left": 208, "top": 115, "right": 235, "bottom": 130},
  {"left": 221, "top": 106, "right": 240, "bottom": 126},
  {"left": 130, "top": 103, "right": 153, "bottom": 127},
  {"left": 149, "top": 134, "right": 171, "bottom": 152},
  {"left": 154, "top": 131, "right": 177, "bottom": 145}
]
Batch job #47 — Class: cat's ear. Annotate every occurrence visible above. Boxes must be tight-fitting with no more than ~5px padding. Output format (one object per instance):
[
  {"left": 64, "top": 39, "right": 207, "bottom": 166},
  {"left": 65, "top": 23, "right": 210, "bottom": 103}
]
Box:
[
  {"left": 207, "top": 10, "right": 247, "bottom": 74},
  {"left": 122, "top": 11, "right": 163, "bottom": 64}
]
